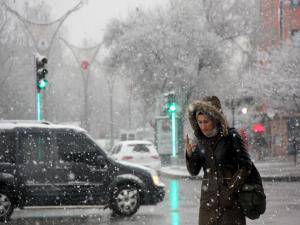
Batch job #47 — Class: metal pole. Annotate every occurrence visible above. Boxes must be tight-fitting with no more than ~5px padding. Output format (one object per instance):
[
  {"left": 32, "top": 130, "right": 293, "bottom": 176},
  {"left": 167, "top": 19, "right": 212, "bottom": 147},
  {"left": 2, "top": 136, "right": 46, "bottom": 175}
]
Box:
[
  {"left": 36, "top": 91, "right": 41, "bottom": 121},
  {"left": 231, "top": 99, "right": 235, "bottom": 127},
  {"left": 128, "top": 96, "right": 132, "bottom": 130},
  {"left": 171, "top": 111, "right": 177, "bottom": 157},
  {"left": 110, "top": 92, "right": 114, "bottom": 149},
  {"left": 83, "top": 75, "right": 89, "bottom": 130}
]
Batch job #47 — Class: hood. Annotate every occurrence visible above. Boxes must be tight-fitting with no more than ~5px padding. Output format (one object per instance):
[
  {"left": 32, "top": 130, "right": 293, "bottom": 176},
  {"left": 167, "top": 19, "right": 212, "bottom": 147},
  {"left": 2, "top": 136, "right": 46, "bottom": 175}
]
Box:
[
  {"left": 116, "top": 160, "right": 154, "bottom": 173},
  {"left": 188, "top": 99, "right": 229, "bottom": 138}
]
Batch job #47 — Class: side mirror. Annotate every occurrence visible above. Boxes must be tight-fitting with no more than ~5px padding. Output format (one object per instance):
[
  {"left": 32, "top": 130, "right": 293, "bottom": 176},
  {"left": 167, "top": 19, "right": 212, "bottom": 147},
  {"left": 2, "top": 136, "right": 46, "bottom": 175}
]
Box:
[{"left": 97, "top": 155, "right": 106, "bottom": 167}]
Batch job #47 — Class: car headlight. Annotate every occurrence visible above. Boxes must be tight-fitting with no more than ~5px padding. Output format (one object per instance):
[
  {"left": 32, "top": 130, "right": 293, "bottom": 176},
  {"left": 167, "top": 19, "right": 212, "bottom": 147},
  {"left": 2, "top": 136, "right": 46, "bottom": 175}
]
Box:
[
  {"left": 150, "top": 171, "right": 165, "bottom": 187},
  {"left": 152, "top": 175, "right": 160, "bottom": 186}
]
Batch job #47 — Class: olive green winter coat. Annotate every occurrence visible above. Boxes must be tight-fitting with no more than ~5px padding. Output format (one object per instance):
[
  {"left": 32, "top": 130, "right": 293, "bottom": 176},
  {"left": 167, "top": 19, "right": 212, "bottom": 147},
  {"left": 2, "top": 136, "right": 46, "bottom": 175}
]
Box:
[{"left": 186, "top": 97, "right": 253, "bottom": 225}]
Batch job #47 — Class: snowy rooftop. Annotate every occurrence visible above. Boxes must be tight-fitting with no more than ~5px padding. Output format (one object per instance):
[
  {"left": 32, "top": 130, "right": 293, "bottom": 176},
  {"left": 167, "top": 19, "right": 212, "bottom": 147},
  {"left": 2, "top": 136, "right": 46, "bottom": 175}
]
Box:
[{"left": 0, "top": 120, "right": 85, "bottom": 132}]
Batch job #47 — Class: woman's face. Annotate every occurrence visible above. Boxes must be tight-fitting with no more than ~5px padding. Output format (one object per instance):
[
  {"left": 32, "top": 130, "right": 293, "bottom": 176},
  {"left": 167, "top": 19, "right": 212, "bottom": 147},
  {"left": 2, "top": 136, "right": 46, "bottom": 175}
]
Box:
[{"left": 197, "top": 114, "right": 215, "bottom": 136}]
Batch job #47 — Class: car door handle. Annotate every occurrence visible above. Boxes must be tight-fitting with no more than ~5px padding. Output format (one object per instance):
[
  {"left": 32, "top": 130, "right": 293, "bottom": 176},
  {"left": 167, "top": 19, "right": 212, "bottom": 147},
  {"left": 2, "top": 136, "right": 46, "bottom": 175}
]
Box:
[{"left": 56, "top": 163, "right": 72, "bottom": 170}]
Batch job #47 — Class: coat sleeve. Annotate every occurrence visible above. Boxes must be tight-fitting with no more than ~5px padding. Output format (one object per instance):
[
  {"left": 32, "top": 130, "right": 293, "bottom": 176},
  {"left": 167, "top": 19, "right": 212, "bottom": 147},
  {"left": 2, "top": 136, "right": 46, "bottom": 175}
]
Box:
[
  {"left": 227, "top": 128, "right": 253, "bottom": 193},
  {"left": 186, "top": 138, "right": 205, "bottom": 176}
]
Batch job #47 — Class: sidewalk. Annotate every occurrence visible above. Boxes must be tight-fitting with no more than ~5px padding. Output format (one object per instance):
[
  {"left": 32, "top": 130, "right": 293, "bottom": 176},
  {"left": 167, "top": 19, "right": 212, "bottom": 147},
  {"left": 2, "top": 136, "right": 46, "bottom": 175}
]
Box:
[{"left": 159, "top": 156, "right": 300, "bottom": 181}]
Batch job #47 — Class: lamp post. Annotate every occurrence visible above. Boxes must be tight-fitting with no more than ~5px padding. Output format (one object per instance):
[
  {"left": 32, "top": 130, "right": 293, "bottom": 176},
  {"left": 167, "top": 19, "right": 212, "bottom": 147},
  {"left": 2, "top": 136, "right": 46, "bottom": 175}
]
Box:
[
  {"left": 94, "top": 61, "right": 117, "bottom": 150},
  {"left": 60, "top": 38, "right": 102, "bottom": 131}
]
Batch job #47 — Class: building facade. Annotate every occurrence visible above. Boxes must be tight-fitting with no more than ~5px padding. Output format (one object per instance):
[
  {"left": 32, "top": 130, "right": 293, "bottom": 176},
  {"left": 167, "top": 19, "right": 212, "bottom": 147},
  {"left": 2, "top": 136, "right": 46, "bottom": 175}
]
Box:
[
  {"left": 253, "top": 0, "right": 300, "bottom": 157},
  {"left": 260, "top": 0, "right": 300, "bottom": 48}
]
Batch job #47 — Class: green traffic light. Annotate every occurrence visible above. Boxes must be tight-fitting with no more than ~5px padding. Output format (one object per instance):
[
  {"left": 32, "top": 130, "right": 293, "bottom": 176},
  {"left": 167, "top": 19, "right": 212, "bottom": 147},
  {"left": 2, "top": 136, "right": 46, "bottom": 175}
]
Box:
[
  {"left": 38, "top": 79, "right": 48, "bottom": 89},
  {"left": 169, "top": 102, "right": 177, "bottom": 112}
]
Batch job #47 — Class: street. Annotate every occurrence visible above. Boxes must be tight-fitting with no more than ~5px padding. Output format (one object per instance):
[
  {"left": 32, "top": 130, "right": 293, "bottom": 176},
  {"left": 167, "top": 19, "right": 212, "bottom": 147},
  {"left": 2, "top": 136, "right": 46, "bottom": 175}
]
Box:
[
  {"left": 3, "top": 176, "right": 300, "bottom": 225},
  {"left": 0, "top": 0, "right": 299, "bottom": 224}
]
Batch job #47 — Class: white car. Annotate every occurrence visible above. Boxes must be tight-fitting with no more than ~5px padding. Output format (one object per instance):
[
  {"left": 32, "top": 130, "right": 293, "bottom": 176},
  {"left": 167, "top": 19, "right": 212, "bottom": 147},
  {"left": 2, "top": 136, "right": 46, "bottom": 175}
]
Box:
[{"left": 110, "top": 140, "right": 161, "bottom": 170}]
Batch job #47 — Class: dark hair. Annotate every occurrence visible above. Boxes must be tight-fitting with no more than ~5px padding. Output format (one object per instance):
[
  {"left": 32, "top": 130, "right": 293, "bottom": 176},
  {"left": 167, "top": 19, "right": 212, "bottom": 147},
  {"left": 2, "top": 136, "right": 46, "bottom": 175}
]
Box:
[{"left": 202, "top": 96, "right": 223, "bottom": 112}]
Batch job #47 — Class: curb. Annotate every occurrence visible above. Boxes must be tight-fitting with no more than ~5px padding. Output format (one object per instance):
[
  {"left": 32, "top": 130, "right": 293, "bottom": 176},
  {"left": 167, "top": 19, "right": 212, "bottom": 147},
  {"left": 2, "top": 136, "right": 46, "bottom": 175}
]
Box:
[
  {"left": 159, "top": 170, "right": 300, "bottom": 182},
  {"left": 260, "top": 176, "right": 300, "bottom": 182}
]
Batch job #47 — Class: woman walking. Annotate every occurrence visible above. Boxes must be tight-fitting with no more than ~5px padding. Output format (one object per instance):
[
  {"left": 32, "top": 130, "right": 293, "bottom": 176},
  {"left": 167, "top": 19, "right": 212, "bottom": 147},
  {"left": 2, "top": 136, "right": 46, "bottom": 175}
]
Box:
[{"left": 186, "top": 96, "right": 253, "bottom": 225}]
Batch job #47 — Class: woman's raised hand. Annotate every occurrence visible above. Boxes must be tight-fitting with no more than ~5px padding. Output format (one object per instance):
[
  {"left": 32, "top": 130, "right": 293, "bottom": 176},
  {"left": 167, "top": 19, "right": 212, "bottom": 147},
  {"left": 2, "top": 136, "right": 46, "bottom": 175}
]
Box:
[{"left": 185, "top": 134, "right": 194, "bottom": 158}]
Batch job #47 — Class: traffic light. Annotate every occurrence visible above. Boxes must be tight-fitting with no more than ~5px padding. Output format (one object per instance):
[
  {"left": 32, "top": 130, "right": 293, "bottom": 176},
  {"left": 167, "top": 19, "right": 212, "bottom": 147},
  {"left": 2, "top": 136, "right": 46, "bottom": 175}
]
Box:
[
  {"left": 168, "top": 102, "right": 177, "bottom": 113},
  {"left": 35, "top": 54, "right": 48, "bottom": 91},
  {"left": 163, "top": 91, "right": 177, "bottom": 158},
  {"left": 166, "top": 92, "right": 177, "bottom": 113}
]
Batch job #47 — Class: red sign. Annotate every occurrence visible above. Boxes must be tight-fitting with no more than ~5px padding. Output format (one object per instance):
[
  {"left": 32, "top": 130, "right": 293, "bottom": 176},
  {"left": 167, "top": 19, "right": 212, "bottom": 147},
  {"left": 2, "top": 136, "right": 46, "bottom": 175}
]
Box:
[
  {"left": 81, "top": 60, "right": 90, "bottom": 70},
  {"left": 252, "top": 123, "right": 265, "bottom": 133}
]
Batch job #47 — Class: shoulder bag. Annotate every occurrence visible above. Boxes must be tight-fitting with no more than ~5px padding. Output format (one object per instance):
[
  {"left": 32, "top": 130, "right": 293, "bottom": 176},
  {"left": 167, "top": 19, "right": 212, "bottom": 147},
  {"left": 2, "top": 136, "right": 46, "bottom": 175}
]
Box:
[{"left": 237, "top": 164, "right": 266, "bottom": 220}]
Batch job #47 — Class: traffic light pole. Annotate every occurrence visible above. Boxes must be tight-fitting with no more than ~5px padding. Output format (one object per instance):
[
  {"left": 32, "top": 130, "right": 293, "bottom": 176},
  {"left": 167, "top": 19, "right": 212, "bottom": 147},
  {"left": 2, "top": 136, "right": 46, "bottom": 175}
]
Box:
[
  {"left": 35, "top": 54, "right": 48, "bottom": 121},
  {"left": 162, "top": 92, "right": 178, "bottom": 158},
  {"left": 171, "top": 111, "right": 177, "bottom": 157},
  {"left": 36, "top": 91, "right": 41, "bottom": 121}
]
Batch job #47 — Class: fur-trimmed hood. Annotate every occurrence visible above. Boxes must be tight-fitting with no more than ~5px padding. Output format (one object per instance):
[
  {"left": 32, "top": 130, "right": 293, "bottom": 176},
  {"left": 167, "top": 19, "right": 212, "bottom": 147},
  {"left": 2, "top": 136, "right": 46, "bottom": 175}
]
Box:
[{"left": 188, "top": 97, "right": 229, "bottom": 138}]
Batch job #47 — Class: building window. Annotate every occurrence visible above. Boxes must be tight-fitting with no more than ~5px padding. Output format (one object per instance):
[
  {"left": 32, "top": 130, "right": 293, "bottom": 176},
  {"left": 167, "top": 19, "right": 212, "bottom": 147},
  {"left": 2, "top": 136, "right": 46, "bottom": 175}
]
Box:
[{"left": 290, "top": 0, "right": 300, "bottom": 7}]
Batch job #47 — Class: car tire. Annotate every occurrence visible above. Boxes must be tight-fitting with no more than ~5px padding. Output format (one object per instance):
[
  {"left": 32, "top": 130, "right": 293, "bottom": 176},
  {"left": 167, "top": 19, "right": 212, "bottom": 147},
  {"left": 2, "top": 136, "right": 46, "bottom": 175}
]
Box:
[
  {"left": 0, "top": 187, "right": 14, "bottom": 222},
  {"left": 111, "top": 184, "right": 140, "bottom": 216}
]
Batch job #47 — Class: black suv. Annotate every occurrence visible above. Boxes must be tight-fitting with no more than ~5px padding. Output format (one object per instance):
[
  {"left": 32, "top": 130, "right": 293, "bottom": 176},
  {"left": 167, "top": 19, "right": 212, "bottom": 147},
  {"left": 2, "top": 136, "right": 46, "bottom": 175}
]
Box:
[{"left": 0, "top": 121, "right": 165, "bottom": 221}]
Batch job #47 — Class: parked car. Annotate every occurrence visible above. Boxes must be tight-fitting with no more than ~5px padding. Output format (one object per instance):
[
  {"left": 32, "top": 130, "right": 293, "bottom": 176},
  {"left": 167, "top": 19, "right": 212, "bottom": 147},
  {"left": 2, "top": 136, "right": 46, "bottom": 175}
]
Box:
[
  {"left": 110, "top": 140, "right": 161, "bottom": 171},
  {"left": 0, "top": 120, "right": 165, "bottom": 221}
]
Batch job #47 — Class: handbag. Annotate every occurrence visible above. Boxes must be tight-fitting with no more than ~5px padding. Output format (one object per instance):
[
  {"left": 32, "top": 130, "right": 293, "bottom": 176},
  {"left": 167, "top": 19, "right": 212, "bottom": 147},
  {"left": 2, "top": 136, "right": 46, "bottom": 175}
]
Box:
[{"left": 237, "top": 165, "right": 266, "bottom": 220}]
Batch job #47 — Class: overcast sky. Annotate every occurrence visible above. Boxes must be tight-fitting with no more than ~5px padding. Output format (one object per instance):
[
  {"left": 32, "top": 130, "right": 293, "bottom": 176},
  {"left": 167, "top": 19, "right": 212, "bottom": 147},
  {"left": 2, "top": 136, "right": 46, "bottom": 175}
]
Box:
[{"left": 8, "top": 0, "right": 168, "bottom": 46}]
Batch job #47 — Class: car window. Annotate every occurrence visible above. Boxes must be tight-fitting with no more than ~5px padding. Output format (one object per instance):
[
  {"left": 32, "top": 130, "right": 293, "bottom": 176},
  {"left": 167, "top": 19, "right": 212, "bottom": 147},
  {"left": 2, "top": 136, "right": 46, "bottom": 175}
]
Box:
[
  {"left": 111, "top": 144, "right": 122, "bottom": 155},
  {"left": 19, "top": 131, "right": 56, "bottom": 163},
  {"left": 132, "top": 144, "right": 150, "bottom": 153},
  {"left": 0, "top": 131, "right": 15, "bottom": 163},
  {"left": 56, "top": 132, "right": 82, "bottom": 159},
  {"left": 56, "top": 132, "right": 101, "bottom": 164}
]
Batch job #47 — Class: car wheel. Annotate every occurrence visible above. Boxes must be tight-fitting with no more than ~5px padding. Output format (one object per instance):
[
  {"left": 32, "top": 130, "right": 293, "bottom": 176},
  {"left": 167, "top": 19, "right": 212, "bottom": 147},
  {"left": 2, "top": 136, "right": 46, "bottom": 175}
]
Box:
[
  {"left": 0, "top": 187, "right": 14, "bottom": 222},
  {"left": 111, "top": 184, "right": 140, "bottom": 216}
]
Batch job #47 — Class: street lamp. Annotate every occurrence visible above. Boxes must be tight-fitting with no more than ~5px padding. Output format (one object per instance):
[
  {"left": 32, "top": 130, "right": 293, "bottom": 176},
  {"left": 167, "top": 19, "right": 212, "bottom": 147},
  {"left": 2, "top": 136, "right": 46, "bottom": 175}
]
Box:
[
  {"left": 60, "top": 38, "right": 102, "bottom": 131},
  {"left": 241, "top": 107, "right": 248, "bottom": 114},
  {"left": 225, "top": 96, "right": 254, "bottom": 127}
]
